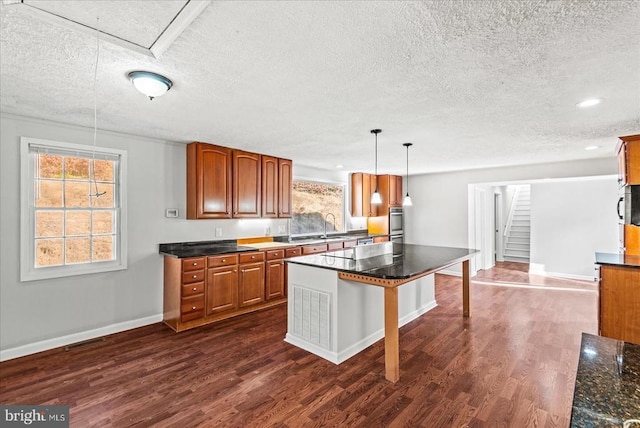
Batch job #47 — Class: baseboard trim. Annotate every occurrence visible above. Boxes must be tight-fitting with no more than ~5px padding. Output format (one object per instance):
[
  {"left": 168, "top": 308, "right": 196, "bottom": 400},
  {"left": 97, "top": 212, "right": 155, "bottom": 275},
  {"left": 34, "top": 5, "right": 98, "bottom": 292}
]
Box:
[
  {"left": 528, "top": 266, "right": 594, "bottom": 281},
  {"left": 0, "top": 314, "right": 163, "bottom": 362}
]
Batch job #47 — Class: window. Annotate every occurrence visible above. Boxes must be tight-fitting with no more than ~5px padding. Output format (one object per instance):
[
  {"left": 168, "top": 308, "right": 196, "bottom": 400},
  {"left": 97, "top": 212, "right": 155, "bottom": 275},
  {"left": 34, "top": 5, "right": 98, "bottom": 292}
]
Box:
[
  {"left": 291, "top": 180, "right": 344, "bottom": 235},
  {"left": 20, "top": 137, "right": 127, "bottom": 281}
]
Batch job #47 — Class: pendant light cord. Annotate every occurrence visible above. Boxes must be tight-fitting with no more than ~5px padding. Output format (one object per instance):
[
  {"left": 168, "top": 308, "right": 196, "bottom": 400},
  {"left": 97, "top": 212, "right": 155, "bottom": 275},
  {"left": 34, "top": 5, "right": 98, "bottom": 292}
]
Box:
[
  {"left": 406, "top": 145, "right": 409, "bottom": 195},
  {"left": 90, "top": 17, "right": 105, "bottom": 199}
]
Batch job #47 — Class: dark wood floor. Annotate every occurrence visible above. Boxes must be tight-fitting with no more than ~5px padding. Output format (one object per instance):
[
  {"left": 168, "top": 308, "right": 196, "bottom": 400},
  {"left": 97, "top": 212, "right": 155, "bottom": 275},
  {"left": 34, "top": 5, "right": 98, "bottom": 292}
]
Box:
[{"left": 0, "top": 262, "right": 598, "bottom": 427}]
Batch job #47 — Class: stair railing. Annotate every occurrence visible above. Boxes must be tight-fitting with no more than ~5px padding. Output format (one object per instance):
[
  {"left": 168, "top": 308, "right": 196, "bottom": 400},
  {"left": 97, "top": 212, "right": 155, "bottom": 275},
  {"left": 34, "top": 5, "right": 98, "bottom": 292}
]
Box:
[{"left": 503, "top": 186, "right": 522, "bottom": 237}]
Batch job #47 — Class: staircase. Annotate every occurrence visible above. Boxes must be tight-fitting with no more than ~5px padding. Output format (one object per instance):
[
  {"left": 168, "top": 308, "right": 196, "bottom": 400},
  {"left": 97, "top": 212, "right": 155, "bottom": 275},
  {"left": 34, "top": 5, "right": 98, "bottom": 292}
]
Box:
[{"left": 503, "top": 185, "right": 531, "bottom": 262}]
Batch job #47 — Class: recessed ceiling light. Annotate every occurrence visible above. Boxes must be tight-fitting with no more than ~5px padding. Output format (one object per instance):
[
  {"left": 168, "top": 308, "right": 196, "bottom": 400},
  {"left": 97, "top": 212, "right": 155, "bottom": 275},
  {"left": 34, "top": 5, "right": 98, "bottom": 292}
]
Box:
[
  {"left": 336, "top": 165, "right": 344, "bottom": 169},
  {"left": 576, "top": 98, "right": 602, "bottom": 108},
  {"left": 585, "top": 145, "right": 599, "bottom": 151}
]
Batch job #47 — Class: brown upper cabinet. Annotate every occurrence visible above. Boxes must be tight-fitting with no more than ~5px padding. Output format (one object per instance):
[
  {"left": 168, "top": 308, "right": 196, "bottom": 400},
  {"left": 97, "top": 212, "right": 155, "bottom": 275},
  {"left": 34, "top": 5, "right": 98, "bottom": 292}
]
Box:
[
  {"left": 617, "top": 134, "right": 640, "bottom": 186},
  {"left": 351, "top": 173, "right": 402, "bottom": 217},
  {"left": 278, "top": 158, "right": 293, "bottom": 218},
  {"left": 233, "top": 150, "right": 261, "bottom": 218},
  {"left": 187, "top": 142, "right": 292, "bottom": 220},
  {"left": 351, "top": 172, "right": 378, "bottom": 217},
  {"left": 261, "top": 155, "right": 278, "bottom": 218},
  {"left": 261, "top": 156, "right": 293, "bottom": 218},
  {"left": 377, "top": 174, "right": 403, "bottom": 210},
  {"left": 187, "top": 142, "right": 232, "bottom": 219}
]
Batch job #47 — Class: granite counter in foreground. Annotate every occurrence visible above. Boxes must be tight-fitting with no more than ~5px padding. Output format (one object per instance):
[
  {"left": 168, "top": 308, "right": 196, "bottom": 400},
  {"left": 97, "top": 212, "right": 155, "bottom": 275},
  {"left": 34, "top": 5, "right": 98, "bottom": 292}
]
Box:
[
  {"left": 595, "top": 252, "right": 640, "bottom": 269},
  {"left": 570, "top": 333, "right": 640, "bottom": 427}
]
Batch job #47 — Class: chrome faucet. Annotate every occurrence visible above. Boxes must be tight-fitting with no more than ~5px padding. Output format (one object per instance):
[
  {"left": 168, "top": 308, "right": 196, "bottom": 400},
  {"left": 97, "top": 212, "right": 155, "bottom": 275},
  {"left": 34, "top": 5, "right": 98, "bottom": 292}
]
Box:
[{"left": 323, "top": 213, "right": 336, "bottom": 238}]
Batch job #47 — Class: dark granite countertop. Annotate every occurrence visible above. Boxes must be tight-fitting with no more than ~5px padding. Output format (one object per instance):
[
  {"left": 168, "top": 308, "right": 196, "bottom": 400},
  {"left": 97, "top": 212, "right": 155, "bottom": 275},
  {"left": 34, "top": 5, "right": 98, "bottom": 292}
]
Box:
[
  {"left": 158, "top": 232, "right": 390, "bottom": 258},
  {"left": 570, "top": 333, "right": 640, "bottom": 427},
  {"left": 596, "top": 252, "right": 640, "bottom": 269},
  {"left": 159, "top": 240, "right": 259, "bottom": 258},
  {"left": 285, "top": 243, "right": 478, "bottom": 280}
]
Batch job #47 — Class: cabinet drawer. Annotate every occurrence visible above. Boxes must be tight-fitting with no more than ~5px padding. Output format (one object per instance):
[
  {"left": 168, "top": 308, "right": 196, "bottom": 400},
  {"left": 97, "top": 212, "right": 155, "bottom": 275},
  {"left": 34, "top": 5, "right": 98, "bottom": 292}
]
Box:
[
  {"left": 182, "top": 281, "right": 204, "bottom": 297},
  {"left": 343, "top": 240, "right": 357, "bottom": 249},
  {"left": 208, "top": 254, "right": 238, "bottom": 268},
  {"left": 181, "top": 295, "right": 204, "bottom": 321},
  {"left": 266, "top": 249, "right": 285, "bottom": 260},
  {"left": 239, "top": 251, "right": 265, "bottom": 264},
  {"left": 182, "top": 257, "right": 205, "bottom": 272},
  {"left": 285, "top": 247, "right": 302, "bottom": 257},
  {"left": 182, "top": 270, "right": 205, "bottom": 284},
  {"left": 302, "top": 244, "right": 328, "bottom": 255},
  {"left": 327, "top": 242, "right": 343, "bottom": 251}
]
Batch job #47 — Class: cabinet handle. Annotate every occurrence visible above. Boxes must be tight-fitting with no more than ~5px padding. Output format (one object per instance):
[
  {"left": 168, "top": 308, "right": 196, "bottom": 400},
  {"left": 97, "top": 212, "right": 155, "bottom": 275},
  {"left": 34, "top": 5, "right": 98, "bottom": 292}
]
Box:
[
  {"left": 251, "top": 256, "right": 255, "bottom": 259},
  {"left": 193, "top": 287, "right": 197, "bottom": 291},
  {"left": 193, "top": 275, "right": 197, "bottom": 278},
  {"left": 192, "top": 306, "right": 196, "bottom": 310},
  {"left": 233, "top": 270, "right": 237, "bottom": 273},
  {"left": 192, "top": 262, "right": 197, "bottom": 266},
  {"left": 222, "top": 259, "right": 226, "bottom": 262}
]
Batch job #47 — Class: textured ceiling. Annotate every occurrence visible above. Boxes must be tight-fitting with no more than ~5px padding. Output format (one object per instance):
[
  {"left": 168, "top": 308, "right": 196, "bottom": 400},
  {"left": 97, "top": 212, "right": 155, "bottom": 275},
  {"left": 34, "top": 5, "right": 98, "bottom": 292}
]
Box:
[{"left": 1, "top": 0, "right": 639, "bottom": 175}]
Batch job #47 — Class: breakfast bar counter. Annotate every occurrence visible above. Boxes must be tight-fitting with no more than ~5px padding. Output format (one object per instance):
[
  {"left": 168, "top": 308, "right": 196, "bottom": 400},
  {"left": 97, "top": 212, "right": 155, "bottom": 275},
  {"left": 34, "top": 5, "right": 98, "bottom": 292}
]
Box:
[{"left": 285, "top": 243, "right": 477, "bottom": 382}]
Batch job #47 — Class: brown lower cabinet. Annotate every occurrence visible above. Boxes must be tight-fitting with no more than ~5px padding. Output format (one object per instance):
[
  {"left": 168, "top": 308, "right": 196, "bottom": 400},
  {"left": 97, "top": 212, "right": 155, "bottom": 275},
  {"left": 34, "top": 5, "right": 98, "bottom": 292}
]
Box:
[
  {"left": 266, "top": 249, "right": 286, "bottom": 300},
  {"left": 599, "top": 264, "right": 640, "bottom": 344},
  {"left": 164, "top": 251, "right": 283, "bottom": 332}
]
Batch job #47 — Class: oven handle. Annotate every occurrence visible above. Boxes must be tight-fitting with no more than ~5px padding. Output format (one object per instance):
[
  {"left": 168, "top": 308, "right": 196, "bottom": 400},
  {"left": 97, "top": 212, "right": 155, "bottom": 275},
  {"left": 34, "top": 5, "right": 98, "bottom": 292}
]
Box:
[{"left": 617, "top": 197, "right": 624, "bottom": 220}]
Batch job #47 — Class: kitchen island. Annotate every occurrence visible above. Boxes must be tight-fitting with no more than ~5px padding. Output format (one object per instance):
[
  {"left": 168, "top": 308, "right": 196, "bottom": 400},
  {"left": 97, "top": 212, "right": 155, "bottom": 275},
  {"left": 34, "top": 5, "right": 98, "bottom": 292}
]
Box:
[{"left": 285, "top": 243, "right": 477, "bottom": 382}]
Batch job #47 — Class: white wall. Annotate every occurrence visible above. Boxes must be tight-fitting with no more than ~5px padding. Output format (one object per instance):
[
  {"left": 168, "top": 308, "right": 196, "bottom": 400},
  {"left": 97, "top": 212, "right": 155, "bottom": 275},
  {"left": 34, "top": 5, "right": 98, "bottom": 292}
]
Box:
[
  {"left": 405, "top": 158, "right": 618, "bottom": 275},
  {"left": 529, "top": 178, "right": 619, "bottom": 279},
  {"left": 0, "top": 114, "right": 289, "bottom": 359}
]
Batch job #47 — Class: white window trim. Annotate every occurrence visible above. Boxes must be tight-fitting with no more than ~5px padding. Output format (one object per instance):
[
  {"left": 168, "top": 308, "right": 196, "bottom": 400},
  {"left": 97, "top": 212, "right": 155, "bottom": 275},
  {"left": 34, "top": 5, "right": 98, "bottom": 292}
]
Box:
[{"left": 20, "top": 137, "right": 128, "bottom": 282}]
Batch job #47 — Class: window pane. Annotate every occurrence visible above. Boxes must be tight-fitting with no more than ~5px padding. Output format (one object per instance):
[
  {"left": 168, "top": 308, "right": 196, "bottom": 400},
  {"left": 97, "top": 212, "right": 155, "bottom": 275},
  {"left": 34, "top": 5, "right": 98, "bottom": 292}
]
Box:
[
  {"left": 38, "top": 154, "right": 63, "bottom": 178},
  {"left": 64, "top": 181, "right": 90, "bottom": 207},
  {"left": 92, "top": 236, "right": 114, "bottom": 261},
  {"left": 292, "top": 181, "right": 344, "bottom": 234},
  {"left": 64, "top": 157, "right": 89, "bottom": 179},
  {"left": 36, "top": 211, "right": 63, "bottom": 237},
  {"left": 66, "top": 211, "right": 91, "bottom": 236},
  {"left": 93, "top": 211, "right": 114, "bottom": 234},
  {"left": 36, "top": 238, "right": 63, "bottom": 267},
  {"left": 93, "top": 159, "right": 114, "bottom": 182},
  {"left": 91, "top": 184, "right": 114, "bottom": 208},
  {"left": 35, "top": 180, "right": 63, "bottom": 207},
  {"left": 65, "top": 237, "right": 90, "bottom": 264}
]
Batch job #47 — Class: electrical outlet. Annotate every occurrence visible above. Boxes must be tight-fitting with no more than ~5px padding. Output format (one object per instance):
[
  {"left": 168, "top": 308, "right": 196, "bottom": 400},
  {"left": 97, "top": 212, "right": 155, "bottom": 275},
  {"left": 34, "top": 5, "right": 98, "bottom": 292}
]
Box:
[
  {"left": 265, "top": 226, "right": 271, "bottom": 236},
  {"left": 215, "top": 228, "right": 223, "bottom": 237},
  {"left": 278, "top": 225, "right": 286, "bottom": 234}
]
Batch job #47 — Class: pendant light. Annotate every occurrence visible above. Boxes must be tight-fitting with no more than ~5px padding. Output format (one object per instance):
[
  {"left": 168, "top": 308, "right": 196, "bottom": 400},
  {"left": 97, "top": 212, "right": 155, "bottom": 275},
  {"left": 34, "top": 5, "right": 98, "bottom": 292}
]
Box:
[
  {"left": 402, "top": 143, "right": 413, "bottom": 206},
  {"left": 371, "top": 129, "right": 382, "bottom": 205}
]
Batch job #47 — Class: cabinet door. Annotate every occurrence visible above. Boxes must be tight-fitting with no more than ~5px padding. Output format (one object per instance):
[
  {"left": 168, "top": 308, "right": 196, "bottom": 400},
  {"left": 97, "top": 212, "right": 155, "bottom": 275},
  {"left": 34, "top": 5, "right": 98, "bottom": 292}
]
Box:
[
  {"left": 239, "top": 262, "right": 265, "bottom": 307},
  {"left": 261, "top": 155, "right": 278, "bottom": 218},
  {"left": 351, "top": 173, "right": 377, "bottom": 217},
  {"left": 600, "top": 265, "right": 640, "bottom": 344},
  {"left": 619, "top": 134, "right": 640, "bottom": 185},
  {"left": 187, "top": 143, "right": 232, "bottom": 219},
  {"left": 394, "top": 175, "right": 403, "bottom": 206},
  {"left": 206, "top": 265, "right": 238, "bottom": 315},
  {"left": 278, "top": 158, "right": 293, "bottom": 218},
  {"left": 265, "top": 259, "right": 285, "bottom": 300},
  {"left": 233, "top": 150, "right": 261, "bottom": 218},
  {"left": 623, "top": 224, "right": 640, "bottom": 255}
]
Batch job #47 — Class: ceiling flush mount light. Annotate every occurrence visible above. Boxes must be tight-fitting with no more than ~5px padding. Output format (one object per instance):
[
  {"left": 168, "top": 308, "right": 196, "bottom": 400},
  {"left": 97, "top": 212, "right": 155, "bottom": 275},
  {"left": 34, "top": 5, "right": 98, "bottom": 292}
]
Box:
[
  {"left": 585, "top": 145, "right": 600, "bottom": 151},
  {"left": 371, "top": 129, "right": 382, "bottom": 205},
  {"left": 576, "top": 98, "right": 602, "bottom": 108},
  {"left": 402, "top": 143, "right": 413, "bottom": 207},
  {"left": 127, "top": 71, "right": 173, "bottom": 100}
]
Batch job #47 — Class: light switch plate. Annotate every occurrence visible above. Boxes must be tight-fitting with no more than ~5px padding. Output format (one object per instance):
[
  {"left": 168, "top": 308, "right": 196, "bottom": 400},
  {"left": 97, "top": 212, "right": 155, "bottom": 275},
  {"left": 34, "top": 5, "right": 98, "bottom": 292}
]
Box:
[
  {"left": 278, "top": 225, "right": 286, "bottom": 234},
  {"left": 215, "top": 228, "right": 223, "bottom": 237},
  {"left": 165, "top": 208, "right": 178, "bottom": 218}
]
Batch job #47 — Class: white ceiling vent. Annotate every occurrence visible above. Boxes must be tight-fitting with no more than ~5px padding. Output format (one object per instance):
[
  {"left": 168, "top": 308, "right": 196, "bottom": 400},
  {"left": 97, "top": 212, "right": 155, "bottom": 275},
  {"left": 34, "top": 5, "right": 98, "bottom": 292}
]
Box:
[{"left": 14, "top": 0, "right": 210, "bottom": 58}]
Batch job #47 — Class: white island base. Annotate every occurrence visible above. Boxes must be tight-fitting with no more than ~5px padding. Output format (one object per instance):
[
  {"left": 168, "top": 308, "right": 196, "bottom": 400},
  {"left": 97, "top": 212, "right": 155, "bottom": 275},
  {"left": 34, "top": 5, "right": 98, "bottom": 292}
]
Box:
[{"left": 284, "top": 263, "right": 436, "bottom": 365}]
